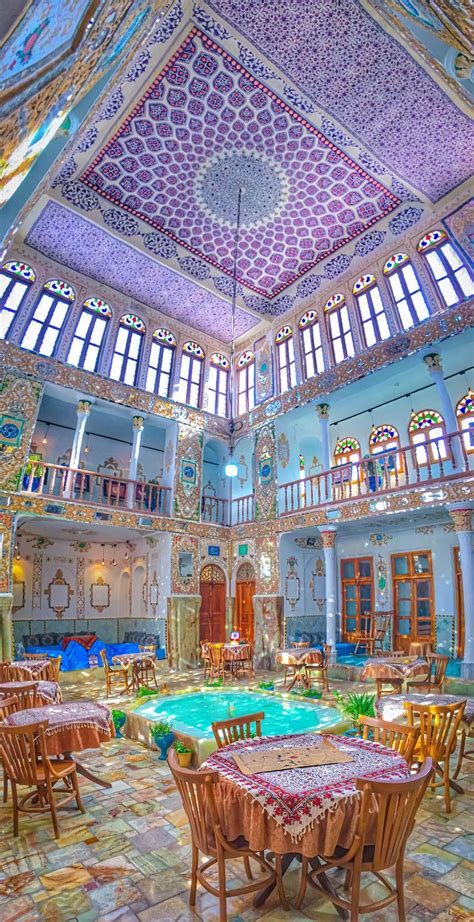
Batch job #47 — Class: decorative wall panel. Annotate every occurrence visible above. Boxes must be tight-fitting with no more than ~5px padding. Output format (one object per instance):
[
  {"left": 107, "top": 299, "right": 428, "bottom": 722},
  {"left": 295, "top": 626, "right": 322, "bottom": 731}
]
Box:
[
  {"left": 0, "top": 372, "right": 42, "bottom": 492},
  {"left": 174, "top": 425, "right": 203, "bottom": 521},
  {"left": 255, "top": 423, "right": 277, "bottom": 521},
  {"left": 171, "top": 534, "right": 199, "bottom": 595}
]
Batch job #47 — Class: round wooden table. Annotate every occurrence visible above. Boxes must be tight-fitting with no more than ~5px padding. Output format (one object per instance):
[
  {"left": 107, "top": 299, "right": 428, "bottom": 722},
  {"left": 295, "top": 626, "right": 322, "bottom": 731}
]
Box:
[
  {"left": 361, "top": 656, "right": 430, "bottom": 692},
  {"left": 112, "top": 652, "right": 157, "bottom": 691},
  {"left": 275, "top": 647, "right": 323, "bottom": 691},
  {"left": 8, "top": 659, "right": 51, "bottom": 681},
  {"left": 0, "top": 679, "right": 62, "bottom": 705}
]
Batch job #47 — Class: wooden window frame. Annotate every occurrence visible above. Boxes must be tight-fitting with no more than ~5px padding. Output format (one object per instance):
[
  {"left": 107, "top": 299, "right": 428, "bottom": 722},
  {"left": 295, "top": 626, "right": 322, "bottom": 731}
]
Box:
[
  {"left": 207, "top": 364, "right": 229, "bottom": 417},
  {"left": 386, "top": 262, "right": 431, "bottom": 329},
  {"left": 356, "top": 284, "right": 390, "bottom": 346},
  {"left": 326, "top": 305, "right": 354, "bottom": 364},
  {"left": 341, "top": 556, "right": 374, "bottom": 641},
  {"left": 391, "top": 550, "right": 434, "bottom": 648},
  {"left": 237, "top": 361, "right": 255, "bottom": 415},
  {"left": 110, "top": 326, "right": 144, "bottom": 386},
  {"left": 20, "top": 289, "right": 71, "bottom": 357},
  {"left": 177, "top": 352, "right": 204, "bottom": 408},
  {"left": 146, "top": 341, "right": 175, "bottom": 398},
  {"left": 409, "top": 416, "right": 448, "bottom": 467},
  {"left": 67, "top": 305, "right": 109, "bottom": 373},
  {"left": 0, "top": 269, "right": 32, "bottom": 340},
  {"left": 276, "top": 335, "right": 297, "bottom": 393},
  {"left": 301, "top": 320, "right": 324, "bottom": 379},
  {"left": 423, "top": 240, "right": 474, "bottom": 307}
]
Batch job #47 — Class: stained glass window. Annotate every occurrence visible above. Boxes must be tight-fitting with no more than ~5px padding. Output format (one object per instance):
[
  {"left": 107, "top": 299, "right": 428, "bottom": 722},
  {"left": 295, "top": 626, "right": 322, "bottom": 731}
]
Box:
[
  {"left": 176, "top": 341, "right": 204, "bottom": 408},
  {"left": 383, "top": 253, "right": 431, "bottom": 329},
  {"left": 237, "top": 351, "right": 255, "bottom": 415},
  {"left": 334, "top": 436, "right": 361, "bottom": 483},
  {"left": 299, "top": 310, "right": 324, "bottom": 379},
  {"left": 369, "top": 423, "right": 402, "bottom": 472},
  {"left": 417, "top": 230, "right": 474, "bottom": 306},
  {"left": 66, "top": 297, "right": 111, "bottom": 372},
  {"left": 456, "top": 392, "right": 474, "bottom": 454},
  {"left": 325, "top": 294, "right": 355, "bottom": 364},
  {"left": 20, "top": 279, "right": 74, "bottom": 357},
  {"left": 353, "top": 275, "right": 390, "bottom": 346},
  {"left": 275, "top": 325, "right": 296, "bottom": 393},
  {"left": 409, "top": 409, "right": 448, "bottom": 465},
  {"left": 145, "top": 328, "right": 176, "bottom": 397},
  {"left": 208, "top": 353, "right": 229, "bottom": 417},
  {"left": 0, "top": 260, "right": 35, "bottom": 340},
  {"left": 110, "top": 313, "right": 145, "bottom": 386}
]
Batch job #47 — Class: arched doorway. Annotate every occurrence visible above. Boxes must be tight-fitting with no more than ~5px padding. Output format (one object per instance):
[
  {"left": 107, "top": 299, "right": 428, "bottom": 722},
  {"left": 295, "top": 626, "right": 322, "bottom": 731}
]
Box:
[
  {"left": 200, "top": 564, "right": 226, "bottom": 643},
  {"left": 235, "top": 562, "right": 255, "bottom": 643}
]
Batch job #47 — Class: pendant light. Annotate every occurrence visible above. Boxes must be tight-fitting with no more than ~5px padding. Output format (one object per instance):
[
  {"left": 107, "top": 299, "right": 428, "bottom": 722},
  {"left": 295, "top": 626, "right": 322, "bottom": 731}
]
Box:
[{"left": 225, "top": 186, "right": 244, "bottom": 478}]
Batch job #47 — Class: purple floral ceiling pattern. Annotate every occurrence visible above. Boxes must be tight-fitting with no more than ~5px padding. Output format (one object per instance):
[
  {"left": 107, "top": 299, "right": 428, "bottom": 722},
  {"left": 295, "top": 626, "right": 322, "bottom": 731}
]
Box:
[
  {"left": 80, "top": 28, "right": 400, "bottom": 298},
  {"left": 209, "top": 0, "right": 472, "bottom": 201},
  {"left": 25, "top": 201, "right": 258, "bottom": 342}
]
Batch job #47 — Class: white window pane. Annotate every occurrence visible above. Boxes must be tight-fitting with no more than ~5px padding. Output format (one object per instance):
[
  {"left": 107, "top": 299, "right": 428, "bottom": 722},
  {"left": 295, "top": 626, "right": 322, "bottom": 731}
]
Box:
[
  {"left": 22, "top": 320, "right": 42, "bottom": 350},
  {"left": 248, "top": 384, "right": 255, "bottom": 410},
  {"left": 218, "top": 372, "right": 227, "bottom": 396},
  {"left": 110, "top": 354, "right": 123, "bottom": 380},
  {"left": 115, "top": 327, "right": 128, "bottom": 353},
  {"left": 442, "top": 242, "right": 462, "bottom": 270},
  {"left": 330, "top": 313, "right": 339, "bottom": 336},
  {"left": 39, "top": 326, "right": 59, "bottom": 356},
  {"left": 158, "top": 372, "right": 170, "bottom": 397},
  {"left": 371, "top": 286, "right": 383, "bottom": 312},
  {"left": 341, "top": 306, "right": 351, "bottom": 334},
  {"left": 364, "top": 320, "right": 376, "bottom": 347},
  {"left": 438, "top": 277, "right": 458, "bottom": 306},
  {"left": 455, "top": 266, "right": 474, "bottom": 297},
  {"left": 0, "top": 310, "right": 14, "bottom": 339},
  {"left": 217, "top": 393, "right": 226, "bottom": 417},
  {"left": 191, "top": 359, "right": 201, "bottom": 384},
  {"left": 6, "top": 281, "right": 27, "bottom": 309},
  {"left": 67, "top": 338, "right": 83, "bottom": 366},
  {"left": 148, "top": 342, "right": 159, "bottom": 370},
  {"left": 314, "top": 323, "right": 321, "bottom": 347},
  {"left": 248, "top": 364, "right": 255, "bottom": 386},
  {"left": 345, "top": 332, "right": 355, "bottom": 357},
  {"left": 289, "top": 361, "right": 297, "bottom": 387},
  {"left": 90, "top": 316, "right": 106, "bottom": 346},
  {"left": 162, "top": 347, "right": 173, "bottom": 372},
  {"left": 358, "top": 294, "right": 370, "bottom": 321},
  {"left": 280, "top": 365, "right": 289, "bottom": 392},
  {"left": 175, "top": 379, "right": 187, "bottom": 403},
  {"left": 238, "top": 392, "right": 246, "bottom": 415},
  {"left": 51, "top": 301, "right": 68, "bottom": 328},
  {"left": 333, "top": 338, "right": 344, "bottom": 363},
  {"left": 189, "top": 383, "right": 199, "bottom": 407},
  {"left": 208, "top": 366, "right": 217, "bottom": 389},
  {"left": 288, "top": 337, "right": 295, "bottom": 360},
  {"left": 401, "top": 264, "right": 418, "bottom": 294},
  {"left": 397, "top": 299, "right": 414, "bottom": 330},
  {"left": 411, "top": 291, "right": 430, "bottom": 321},
  {"left": 75, "top": 312, "right": 92, "bottom": 338},
  {"left": 128, "top": 331, "right": 141, "bottom": 359},
  {"left": 0, "top": 274, "right": 10, "bottom": 297},
  {"left": 125, "top": 358, "right": 137, "bottom": 385},
  {"left": 378, "top": 314, "right": 390, "bottom": 340},
  {"left": 180, "top": 354, "right": 190, "bottom": 380},
  {"left": 426, "top": 250, "right": 445, "bottom": 281},
  {"left": 83, "top": 345, "right": 99, "bottom": 371},
  {"left": 389, "top": 273, "right": 403, "bottom": 302},
  {"left": 145, "top": 367, "right": 156, "bottom": 392},
  {"left": 316, "top": 347, "right": 324, "bottom": 372},
  {"left": 33, "top": 293, "right": 54, "bottom": 321},
  {"left": 306, "top": 352, "right": 315, "bottom": 378}
]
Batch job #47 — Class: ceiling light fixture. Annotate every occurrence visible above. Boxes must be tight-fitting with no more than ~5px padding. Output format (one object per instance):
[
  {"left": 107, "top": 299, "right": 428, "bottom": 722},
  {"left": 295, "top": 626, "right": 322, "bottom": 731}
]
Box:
[
  {"left": 225, "top": 186, "right": 244, "bottom": 478},
  {"left": 42, "top": 424, "right": 49, "bottom": 445},
  {"left": 101, "top": 544, "right": 105, "bottom": 566},
  {"left": 112, "top": 545, "right": 117, "bottom": 567},
  {"left": 124, "top": 542, "right": 129, "bottom": 560}
]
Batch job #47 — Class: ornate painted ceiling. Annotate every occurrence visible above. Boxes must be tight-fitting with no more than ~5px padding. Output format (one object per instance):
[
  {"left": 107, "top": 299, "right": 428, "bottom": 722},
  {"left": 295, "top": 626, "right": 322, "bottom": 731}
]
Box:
[{"left": 9, "top": 0, "right": 474, "bottom": 342}]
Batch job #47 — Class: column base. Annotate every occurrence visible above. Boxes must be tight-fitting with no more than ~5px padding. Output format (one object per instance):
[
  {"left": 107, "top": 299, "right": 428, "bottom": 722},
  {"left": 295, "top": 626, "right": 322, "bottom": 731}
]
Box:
[
  {"left": 167, "top": 595, "right": 201, "bottom": 670},
  {"left": 461, "top": 661, "right": 474, "bottom": 680},
  {"left": 253, "top": 595, "right": 283, "bottom": 671}
]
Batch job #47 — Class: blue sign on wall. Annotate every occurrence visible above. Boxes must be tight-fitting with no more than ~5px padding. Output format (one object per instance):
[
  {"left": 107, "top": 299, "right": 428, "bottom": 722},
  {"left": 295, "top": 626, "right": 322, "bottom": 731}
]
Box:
[{"left": 208, "top": 545, "right": 220, "bottom": 557}]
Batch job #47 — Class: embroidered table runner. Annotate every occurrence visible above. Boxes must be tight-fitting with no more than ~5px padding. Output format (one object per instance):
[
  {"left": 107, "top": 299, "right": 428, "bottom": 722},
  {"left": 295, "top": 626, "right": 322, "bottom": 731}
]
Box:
[
  {"left": 361, "top": 657, "right": 430, "bottom": 681},
  {"left": 234, "top": 738, "right": 354, "bottom": 776},
  {"left": 0, "top": 679, "right": 62, "bottom": 705},
  {"left": 7, "top": 700, "right": 112, "bottom": 743},
  {"left": 10, "top": 659, "right": 51, "bottom": 679},
  {"left": 376, "top": 693, "right": 473, "bottom": 728}
]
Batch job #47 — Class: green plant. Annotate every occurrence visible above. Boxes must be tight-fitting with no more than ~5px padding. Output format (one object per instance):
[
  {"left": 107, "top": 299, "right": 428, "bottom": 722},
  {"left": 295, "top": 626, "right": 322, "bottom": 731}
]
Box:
[
  {"left": 136, "top": 686, "right": 160, "bottom": 699},
  {"left": 291, "top": 688, "right": 322, "bottom": 699},
  {"left": 111, "top": 708, "right": 126, "bottom": 723},
  {"left": 150, "top": 720, "right": 173, "bottom": 739},
  {"left": 175, "top": 740, "right": 192, "bottom": 754},
  {"left": 204, "top": 677, "right": 223, "bottom": 687},
  {"left": 24, "top": 457, "right": 45, "bottom": 477},
  {"left": 258, "top": 681, "right": 274, "bottom": 690},
  {"left": 333, "top": 689, "right": 376, "bottom": 721}
]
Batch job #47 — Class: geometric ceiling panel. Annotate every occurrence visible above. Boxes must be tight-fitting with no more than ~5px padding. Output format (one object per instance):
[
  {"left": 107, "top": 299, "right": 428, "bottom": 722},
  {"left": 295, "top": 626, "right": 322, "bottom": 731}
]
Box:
[
  {"left": 81, "top": 28, "right": 401, "bottom": 298},
  {"left": 25, "top": 201, "right": 258, "bottom": 342}
]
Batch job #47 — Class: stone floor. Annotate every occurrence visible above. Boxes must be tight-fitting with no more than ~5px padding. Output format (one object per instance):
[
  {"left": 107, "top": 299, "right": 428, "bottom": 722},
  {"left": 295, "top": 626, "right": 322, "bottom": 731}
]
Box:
[{"left": 0, "top": 667, "right": 473, "bottom": 922}]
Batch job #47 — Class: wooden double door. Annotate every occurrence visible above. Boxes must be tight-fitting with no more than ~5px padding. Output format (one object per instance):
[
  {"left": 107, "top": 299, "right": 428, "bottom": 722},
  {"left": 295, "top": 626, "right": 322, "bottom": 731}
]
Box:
[
  {"left": 200, "top": 565, "right": 226, "bottom": 643},
  {"left": 392, "top": 551, "right": 434, "bottom": 652},
  {"left": 235, "top": 563, "right": 255, "bottom": 643}
]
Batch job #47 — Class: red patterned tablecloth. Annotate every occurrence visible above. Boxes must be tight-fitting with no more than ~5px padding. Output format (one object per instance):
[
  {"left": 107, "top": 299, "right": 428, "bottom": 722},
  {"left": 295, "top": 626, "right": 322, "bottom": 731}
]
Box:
[
  {"left": 6, "top": 700, "right": 113, "bottom": 755},
  {"left": 0, "top": 680, "right": 62, "bottom": 705},
  {"left": 376, "top": 693, "right": 473, "bottom": 728},
  {"left": 361, "top": 657, "right": 430, "bottom": 682},
  {"left": 275, "top": 648, "right": 323, "bottom": 667},
  {"left": 203, "top": 733, "right": 408, "bottom": 854},
  {"left": 112, "top": 653, "right": 153, "bottom": 665},
  {"left": 223, "top": 643, "right": 252, "bottom": 662},
  {"left": 9, "top": 660, "right": 51, "bottom": 680}
]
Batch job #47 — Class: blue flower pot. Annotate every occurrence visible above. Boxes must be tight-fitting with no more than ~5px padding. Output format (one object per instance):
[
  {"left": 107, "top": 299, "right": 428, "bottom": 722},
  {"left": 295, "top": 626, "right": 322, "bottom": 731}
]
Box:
[
  {"left": 113, "top": 715, "right": 126, "bottom": 738},
  {"left": 154, "top": 731, "right": 174, "bottom": 760}
]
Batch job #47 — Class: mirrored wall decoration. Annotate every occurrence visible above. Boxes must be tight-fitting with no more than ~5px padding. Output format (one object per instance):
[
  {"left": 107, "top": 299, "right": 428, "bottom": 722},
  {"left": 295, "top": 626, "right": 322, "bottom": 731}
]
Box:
[
  {"left": 178, "top": 551, "right": 193, "bottom": 582},
  {"left": 90, "top": 575, "right": 111, "bottom": 612},
  {"left": 12, "top": 579, "right": 25, "bottom": 612},
  {"left": 45, "top": 569, "right": 74, "bottom": 618},
  {"left": 285, "top": 575, "right": 301, "bottom": 609},
  {"left": 149, "top": 571, "right": 159, "bottom": 615}
]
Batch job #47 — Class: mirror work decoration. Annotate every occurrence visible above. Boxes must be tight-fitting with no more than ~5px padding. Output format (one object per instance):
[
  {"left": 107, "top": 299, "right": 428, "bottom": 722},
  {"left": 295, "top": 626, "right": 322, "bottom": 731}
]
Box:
[
  {"left": 45, "top": 569, "right": 74, "bottom": 618},
  {"left": 90, "top": 575, "right": 111, "bottom": 613}
]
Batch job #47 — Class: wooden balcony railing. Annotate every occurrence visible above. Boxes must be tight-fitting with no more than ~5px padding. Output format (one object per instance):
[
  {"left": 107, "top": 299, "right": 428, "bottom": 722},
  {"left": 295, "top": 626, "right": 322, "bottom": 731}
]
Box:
[
  {"left": 201, "top": 494, "right": 229, "bottom": 525},
  {"left": 22, "top": 463, "right": 172, "bottom": 517},
  {"left": 279, "top": 431, "right": 472, "bottom": 516},
  {"left": 232, "top": 493, "right": 255, "bottom": 524}
]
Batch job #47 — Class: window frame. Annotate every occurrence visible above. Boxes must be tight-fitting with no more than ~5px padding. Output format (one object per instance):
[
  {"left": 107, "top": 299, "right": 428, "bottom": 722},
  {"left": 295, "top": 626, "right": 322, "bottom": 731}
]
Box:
[
  {"left": 0, "top": 265, "right": 34, "bottom": 340},
  {"left": 353, "top": 278, "right": 390, "bottom": 346},
  {"left": 341, "top": 556, "right": 374, "bottom": 641},
  {"left": 237, "top": 354, "right": 255, "bottom": 416},
  {"left": 391, "top": 550, "right": 434, "bottom": 650},
  {"left": 333, "top": 437, "right": 361, "bottom": 485},
  {"left": 369, "top": 424, "right": 403, "bottom": 474},
  {"left": 275, "top": 328, "right": 297, "bottom": 393},
  {"left": 176, "top": 344, "right": 204, "bottom": 409},
  {"left": 207, "top": 360, "right": 229, "bottom": 418},
  {"left": 418, "top": 232, "right": 474, "bottom": 307},
  {"left": 456, "top": 393, "right": 474, "bottom": 455},
  {"left": 109, "top": 316, "right": 145, "bottom": 387},
  {"left": 408, "top": 410, "right": 448, "bottom": 467},
  {"left": 20, "top": 283, "right": 73, "bottom": 357},
  {"left": 66, "top": 299, "right": 111, "bottom": 373},
  {"left": 325, "top": 300, "right": 355, "bottom": 364},
  {"left": 300, "top": 315, "right": 324, "bottom": 379},
  {"left": 145, "top": 336, "right": 176, "bottom": 398},
  {"left": 384, "top": 255, "right": 431, "bottom": 330}
]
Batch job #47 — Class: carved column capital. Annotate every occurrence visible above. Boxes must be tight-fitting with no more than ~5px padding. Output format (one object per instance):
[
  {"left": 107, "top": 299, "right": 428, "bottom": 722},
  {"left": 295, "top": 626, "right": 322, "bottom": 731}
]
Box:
[
  {"left": 320, "top": 528, "right": 337, "bottom": 549},
  {"left": 316, "top": 403, "right": 330, "bottom": 420},
  {"left": 76, "top": 399, "right": 92, "bottom": 415},
  {"left": 423, "top": 352, "right": 442, "bottom": 373},
  {"left": 132, "top": 415, "right": 145, "bottom": 431},
  {"left": 449, "top": 507, "right": 472, "bottom": 533}
]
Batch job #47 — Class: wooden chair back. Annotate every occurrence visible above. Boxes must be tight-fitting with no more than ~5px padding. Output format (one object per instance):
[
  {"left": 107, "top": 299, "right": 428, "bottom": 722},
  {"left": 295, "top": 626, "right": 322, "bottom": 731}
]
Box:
[
  {"left": 23, "top": 653, "right": 47, "bottom": 661},
  {"left": 99, "top": 649, "right": 111, "bottom": 674},
  {"left": 0, "top": 696, "right": 19, "bottom": 718},
  {"left": 355, "top": 758, "right": 433, "bottom": 871},
  {"left": 0, "top": 682, "right": 38, "bottom": 710},
  {"left": 0, "top": 720, "right": 50, "bottom": 788},
  {"left": 138, "top": 645, "right": 156, "bottom": 656},
  {"left": 357, "top": 715, "right": 420, "bottom": 765},
  {"left": 208, "top": 644, "right": 224, "bottom": 667},
  {"left": 212, "top": 711, "right": 265, "bottom": 749},
  {"left": 168, "top": 747, "right": 220, "bottom": 855},
  {"left": 290, "top": 641, "right": 310, "bottom": 648},
  {"left": 404, "top": 700, "right": 465, "bottom": 761},
  {"left": 428, "top": 653, "right": 449, "bottom": 688},
  {"left": 0, "top": 662, "right": 11, "bottom": 682},
  {"left": 321, "top": 643, "right": 331, "bottom": 665},
  {"left": 47, "top": 655, "right": 62, "bottom": 682}
]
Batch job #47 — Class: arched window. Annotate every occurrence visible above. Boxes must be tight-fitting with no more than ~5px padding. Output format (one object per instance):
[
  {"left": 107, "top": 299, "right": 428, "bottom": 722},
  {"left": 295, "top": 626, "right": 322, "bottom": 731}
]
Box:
[
  {"left": 369, "top": 423, "right": 402, "bottom": 473},
  {"left": 0, "top": 260, "right": 35, "bottom": 340},
  {"left": 417, "top": 230, "right": 474, "bottom": 307},
  {"left": 409, "top": 409, "right": 448, "bottom": 466},
  {"left": 176, "top": 340, "right": 204, "bottom": 408},
  {"left": 325, "top": 294, "right": 355, "bottom": 364},
  {"left": 110, "top": 313, "right": 145, "bottom": 386},
  {"left": 383, "top": 253, "right": 431, "bottom": 330},
  {"left": 145, "top": 328, "right": 176, "bottom": 397},
  {"left": 299, "top": 310, "right": 324, "bottom": 379},
  {"left": 456, "top": 392, "right": 474, "bottom": 454},
  {"left": 275, "top": 325, "right": 297, "bottom": 392},
  {"left": 208, "top": 353, "right": 229, "bottom": 417},
  {"left": 334, "top": 436, "right": 361, "bottom": 483},
  {"left": 353, "top": 274, "right": 390, "bottom": 346},
  {"left": 66, "top": 297, "right": 111, "bottom": 372},
  {"left": 21, "top": 279, "right": 74, "bottom": 357},
  {"left": 237, "top": 351, "right": 255, "bottom": 415}
]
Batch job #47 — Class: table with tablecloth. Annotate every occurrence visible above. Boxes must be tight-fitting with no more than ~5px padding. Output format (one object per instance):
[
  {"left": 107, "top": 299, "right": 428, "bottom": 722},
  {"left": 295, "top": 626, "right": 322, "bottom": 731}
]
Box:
[
  {"left": 361, "top": 656, "right": 430, "bottom": 686},
  {"left": 112, "top": 652, "right": 156, "bottom": 690},
  {"left": 0, "top": 679, "right": 62, "bottom": 705},
  {"left": 275, "top": 647, "right": 323, "bottom": 691},
  {"left": 203, "top": 732, "right": 409, "bottom": 859},
  {"left": 376, "top": 692, "right": 474, "bottom": 729},
  {"left": 8, "top": 659, "right": 51, "bottom": 681}
]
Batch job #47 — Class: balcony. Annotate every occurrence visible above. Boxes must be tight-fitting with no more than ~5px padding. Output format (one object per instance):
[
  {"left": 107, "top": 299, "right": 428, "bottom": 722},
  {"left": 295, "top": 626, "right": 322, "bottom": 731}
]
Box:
[
  {"left": 279, "top": 431, "right": 473, "bottom": 515},
  {"left": 22, "top": 463, "right": 172, "bottom": 517},
  {"left": 201, "top": 493, "right": 255, "bottom": 526}
]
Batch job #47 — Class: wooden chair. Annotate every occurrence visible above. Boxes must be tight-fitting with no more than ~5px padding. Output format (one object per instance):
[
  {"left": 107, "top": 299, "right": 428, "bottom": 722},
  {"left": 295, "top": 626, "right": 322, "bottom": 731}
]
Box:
[
  {"left": 304, "top": 643, "right": 331, "bottom": 692},
  {"left": 0, "top": 696, "right": 19, "bottom": 803},
  {"left": 290, "top": 641, "right": 310, "bottom": 648},
  {"left": 375, "top": 677, "right": 404, "bottom": 697},
  {"left": 406, "top": 654, "right": 449, "bottom": 693},
  {"left": 357, "top": 716, "right": 420, "bottom": 766},
  {"left": 354, "top": 616, "right": 376, "bottom": 656},
  {"left": 99, "top": 649, "right": 130, "bottom": 697},
  {"left": 283, "top": 642, "right": 309, "bottom": 687},
  {"left": 405, "top": 699, "right": 465, "bottom": 813},
  {"left": 296, "top": 758, "right": 433, "bottom": 919},
  {"left": 212, "top": 711, "right": 264, "bottom": 749},
  {"left": 373, "top": 614, "right": 391, "bottom": 655},
  {"left": 208, "top": 644, "right": 225, "bottom": 683},
  {"left": 0, "top": 662, "right": 11, "bottom": 682},
  {"left": 0, "top": 681, "right": 39, "bottom": 710},
  {"left": 137, "top": 646, "right": 159, "bottom": 688},
  {"left": 46, "top": 655, "right": 62, "bottom": 683},
  {"left": 0, "top": 720, "right": 85, "bottom": 839},
  {"left": 231, "top": 643, "right": 255, "bottom": 680},
  {"left": 168, "top": 748, "right": 276, "bottom": 921},
  {"left": 23, "top": 652, "right": 46, "bottom": 660},
  {"left": 200, "top": 641, "right": 211, "bottom": 680}
]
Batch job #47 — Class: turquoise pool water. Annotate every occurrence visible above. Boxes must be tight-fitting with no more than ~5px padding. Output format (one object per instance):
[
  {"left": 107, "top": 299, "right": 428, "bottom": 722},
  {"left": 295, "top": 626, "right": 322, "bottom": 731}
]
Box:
[
  {"left": 135, "top": 691, "right": 340, "bottom": 739},
  {"left": 338, "top": 655, "right": 461, "bottom": 677}
]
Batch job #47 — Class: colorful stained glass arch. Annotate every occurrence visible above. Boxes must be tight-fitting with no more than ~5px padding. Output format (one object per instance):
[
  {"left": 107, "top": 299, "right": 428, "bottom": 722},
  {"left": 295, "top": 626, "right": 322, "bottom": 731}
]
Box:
[
  {"left": 44, "top": 279, "right": 75, "bottom": 301},
  {"left": 183, "top": 340, "right": 204, "bottom": 358},
  {"left": 210, "top": 352, "right": 230, "bottom": 368},
  {"left": 83, "top": 297, "right": 112, "bottom": 318},
  {"left": 120, "top": 313, "right": 145, "bottom": 332},
  {"left": 298, "top": 309, "right": 317, "bottom": 329},
  {"left": 335, "top": 436, "right": 360, "bottom": 455},
  {"left": 417, "top": 230, "right": 447, "bottom": 252},
  {"left": 457, "top": 393, "right": 474, "bottom": 416},
  {"left": 153, "top": 328, "right": 176, "bottom": 346},
  {"left": 2, "top": 260, "right": 36, "bottom": 283},
  {"left": 369, "top": 424, "right": 400, "bottom": 445},
  {"left": 324, "top": 293, "right": 345, "bottom": 311},
  {"left": 409, "top": 409, "right": 444, "bottom": 432},
  {"left": 237, "top": 350, "right": 254, "bottom": 368},
  {"left": 275, "top": 325, "right": 293, "bottom": 343},
  {"left": 352, "top": 274, "right": 376, "bottom": 294},
  {"left": 383, "top": 254, "right": 409, "bottom": 274}
]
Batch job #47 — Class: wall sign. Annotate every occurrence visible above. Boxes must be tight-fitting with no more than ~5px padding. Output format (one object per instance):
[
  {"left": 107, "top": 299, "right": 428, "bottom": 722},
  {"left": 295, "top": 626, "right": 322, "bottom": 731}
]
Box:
[
  {"left": 238, "top": 544, "right": 248, "bottom": 556},
  {"left": 208, "top": 545, "right": 220, "bottom": 557},
  {"left": 0, "top": 415, "right": 24, "bottom": 447}
]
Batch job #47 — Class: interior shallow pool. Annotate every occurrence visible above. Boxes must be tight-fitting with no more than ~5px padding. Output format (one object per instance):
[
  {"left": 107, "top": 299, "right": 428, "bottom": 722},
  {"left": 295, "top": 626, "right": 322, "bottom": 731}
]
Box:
[{"left": 134, "top": 690, "right": 340, "bottom": 740}]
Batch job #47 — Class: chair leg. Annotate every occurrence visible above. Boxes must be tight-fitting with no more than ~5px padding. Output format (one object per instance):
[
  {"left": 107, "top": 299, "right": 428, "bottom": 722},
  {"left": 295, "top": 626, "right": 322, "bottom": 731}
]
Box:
[
  {"left": 3, "top": 768, "right": 8, "bottom": 803},
  {"left": 444, "top": 760, "right": 451, "bottom": 813},
  {"left": 217, "top": 844, "right": 227, "bottom": 922},
  {"left": 350, "top": 860, "right": 361, "bottom": 922},
  {"left": 274, "top": 854, "right": 290, "bottom": 911},
  {"left": 46, "top": 778, "right": 61, "bottom": 839},
  {"left": 71, "top": 769, "right": 85, "bottom": 814},
  {"left": 243, "top": 855, "right": 253, "bottom": 880},
  {"left": 189, "top": 844, "right": 198, "bottom": 907},
  {"left": 344, "top": 867, "right": 353, "bottom": 891},
  {"left": 296, "top": 856, "right": 308, "bottom": 909},
  {"left": 453, "top": 729, "right": 466, "bottom": 780},
  {"left": 11, "top": 780, "right": 19, "bottom": 837},
  {"left": 396, "top": 857, "right": 406, "bottom": 922}
]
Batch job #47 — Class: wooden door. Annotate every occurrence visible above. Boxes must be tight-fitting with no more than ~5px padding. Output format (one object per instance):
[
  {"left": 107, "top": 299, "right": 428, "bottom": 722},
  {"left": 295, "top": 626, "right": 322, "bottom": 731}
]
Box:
[
  {"left": 341, "top": 557, "right": 374, "bottom": 641},
  {"left": 235, "top": 562, "right": 255, "bottom": 643},
  {"left": 453, "top": 546, "right": 464, "bottom": 659},
  {"left": 391, "top": 551, "right": 434, "bottom": 652},
  {"left": 200, "top": 565, "right": 226, "bottom": 643}
]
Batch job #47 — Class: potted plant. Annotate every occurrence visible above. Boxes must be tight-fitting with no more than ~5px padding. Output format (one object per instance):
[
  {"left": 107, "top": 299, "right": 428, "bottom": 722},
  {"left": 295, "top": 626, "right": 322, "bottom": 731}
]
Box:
[
  {"left": 112, "top": 709, "right": 127, "bottom": 738},
  {"left": 291, "top": 688, "right": 322, "bottom": 699},
  {"left": 258, "top": 681, "right": 274, "bottom": 691},
  {"left": 150, "top": 720, "right": 174, "bottom": 760},
  {"left": 332, "top": 689, "right": 376, "bottom": 734},
  {"left": 23, "top": 456, "right": 45, "bottom": 492},
  {"left": 203, "top": 677, "right": 223, "bottom": 688},
  {"left": 174, "top": 740, "right": 193, "bottom": 768}
]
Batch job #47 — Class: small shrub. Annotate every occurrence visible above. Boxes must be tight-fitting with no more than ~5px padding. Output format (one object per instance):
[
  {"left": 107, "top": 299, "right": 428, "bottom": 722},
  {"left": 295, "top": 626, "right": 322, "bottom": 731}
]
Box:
[
  {"left": 150, "top": 720, "right": 173, "bottom": 739},
  {"left": 174, "top": 740, "right": 192, "bottom": 754},
  {"left": 204, "top": 678, "right": 223, "bottom": 687},
  {"left": 258, "top": 681, "right": 274, "bottom": 691},
  {"left": 333, "top": 689, "right": 376, "bottom": 721}
]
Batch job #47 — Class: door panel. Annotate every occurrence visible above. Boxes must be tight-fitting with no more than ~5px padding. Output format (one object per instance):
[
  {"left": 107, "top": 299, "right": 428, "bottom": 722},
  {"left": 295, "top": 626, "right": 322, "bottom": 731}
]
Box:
[
  {"left": 341, "top": 557, "right": 374, "bottom": 641},
  {"left": 200, "top": 570, "right": 226, "bottom": 643},
  {"left": 236, "top": 580, "right": 255, "bottom": 643},
  {"left": 392, "top": 551, "right": 434, "bottom": 652}
]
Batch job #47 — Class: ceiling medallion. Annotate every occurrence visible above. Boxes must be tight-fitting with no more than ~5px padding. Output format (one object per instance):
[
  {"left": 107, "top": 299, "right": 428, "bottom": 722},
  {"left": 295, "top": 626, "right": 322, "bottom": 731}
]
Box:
[{"left": 195, "top": 151, "right": 289, "bottom": 229}]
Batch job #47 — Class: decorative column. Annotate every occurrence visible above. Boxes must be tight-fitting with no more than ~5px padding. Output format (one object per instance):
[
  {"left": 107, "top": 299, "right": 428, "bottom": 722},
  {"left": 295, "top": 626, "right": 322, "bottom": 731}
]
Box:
[
  {"left": 63, "top": 400, "right": 91, "bottom": 497},
  {"left": 423, "top": 354, "right": 465, "bottom": 470},
  {"left": 127, "top": 415, "right": 145, "bottom": 508},
  {"left": 0, "top": 513, "right": 14, "bottom": 660},
  {"left": 316, "top": 403, "right": 331, "bottom": 502},
  {"left": 321, "top": 527, "right": 338, "bottom": 660},
  {"left": 449, "top": 507, "right": 473, "bottom": 677}
]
